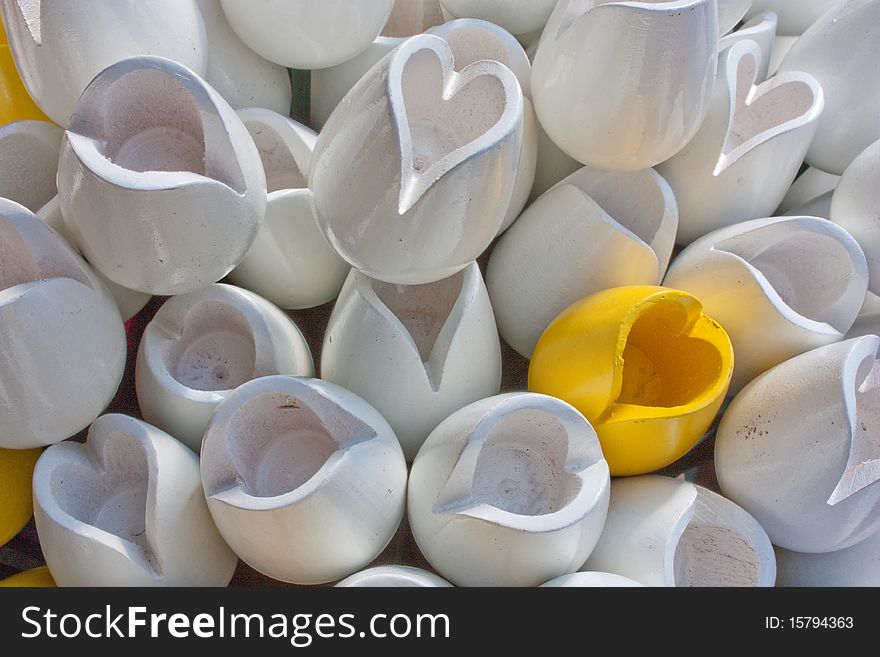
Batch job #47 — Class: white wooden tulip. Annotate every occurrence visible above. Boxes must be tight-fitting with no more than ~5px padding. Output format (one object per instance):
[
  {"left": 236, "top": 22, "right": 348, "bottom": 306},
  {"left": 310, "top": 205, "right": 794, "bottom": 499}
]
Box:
[
  {"left": 0, "top": 120, "right": 62, "bottom": 211},
  {"left": 424, "top": 19, "right": 536, "bottom": 234},
  {"left": 658, "top": 40, "right": 824, "bottom": 245},
  {"left": 310, "top": 0, "right": 445, "bottom": 130},
  {"left": 408, "top": 393, "right": 611, "bottom": 587},
  {"left": 36, "top": 196, "right": 152, "bottom": 321},
  {"left": 136, "top": 284, "right": 314, "bottom": 453},
  {"left": 718, "top": 11, "right": 778, "bottom": 83},
  {"left": 488, "top": 165, "right": 678, "bottom": 358},
  {"left": 541, "top": 572, "right": 644, "bottom": 588},
  {"left": 313, "top": 18, "right": 536, "bottom": 237},
  {"left": 776, "top": 529, "right": 880, "bottom": 586},
  {"left": 195, "top": 0, "right": 291, "bottom": 114},
  {"left": 336, "top": 566, "right": 452, "bottom": 587},
  {"left": 777, "top": 0, "right": 880, "bottom": 174},
  {"left": 847, "top": 292, "right": 880, "bottom": 340},
  {"left": 718, "top": 0, "right": 756, "bottom": 35},
  {"left": 584, "top": 476, "right": 776, "bottom": 587},
  {"left": 310, "top": 34, "right": 523, "bottom": 285},
  {"left": 745, "top": 0, "right": 841, "bottom": 35},
  {"left": 201, "top": 376, "right": 408, "bottom": 584},
  {"left": 33, "top": 414, "right": 238, "bottom": 587},
  {"left": 716, "top": 336, "right": 880, "bottom": 552},
  {"left": 57, "top": 56, "right": 266, "bottom": 296},
  {"left": 227, "top": 109, "right": 348, "bottom": 309},
  {"left": 220, "top": 0, "right": 394, "bottom": 70},
  {"left": 0, "top": 0, "right": 208, "bottom": 127},
  {"left": 0, "top": 200, "right": 126, "bottom": 449},
  {"left": 665, "top": 216, "right": 868, "bottom": 393},
  {"left": 778, "top": 166, "right": 839, "bottom": 214},
  {"left": 322, "top": 262, "right": 500, "bottom": 461},
  {"left": 831, "top": 138, "right": 880, "bottom": 295},
  {"left": 438, "top": 0, "right": 556, "bottom": 36},
  {"left": 531, "top": 0, "right": 717, "bottom": 171}
]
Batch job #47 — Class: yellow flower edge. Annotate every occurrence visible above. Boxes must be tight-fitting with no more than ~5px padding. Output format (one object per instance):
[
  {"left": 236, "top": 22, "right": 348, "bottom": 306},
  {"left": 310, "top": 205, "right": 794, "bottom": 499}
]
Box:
[
  {"left": 1, "top": 44, "right": 51, "bottom": 124},
  {"left": 0, "top": 566, "right": 56, "bottom": 588},
  {"left": 529, "top": 285, "right": 733, "bottom": 476},
  {"left": 0, "top": 446, "right": 41, "bottom": 547}
]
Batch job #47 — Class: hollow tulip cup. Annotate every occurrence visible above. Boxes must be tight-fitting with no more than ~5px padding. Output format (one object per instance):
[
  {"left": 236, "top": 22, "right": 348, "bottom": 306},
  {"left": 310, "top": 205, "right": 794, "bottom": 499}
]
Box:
[
  {"left": 135, "top": 283, "right": 314, "bottom": 453},
  {"left": 664, "top": 216, "right": 868, "bottom": 393},
  {"left": 33, "top": 414, "right": 238, "bottom": 587},
  {"left": 487, "top": 164, "right": 678, "bottom": 358},
  {"left": 408, "top": 392, "right": 611, "bottom": 587},
  {"left": 716, "top": 335, "right": 880, "bottom": 553},
  {"left": 57, "top": 56, "right": 266, "bottom": 296},
  {"left": 584, "top": 475, "right": 776, "bottom": 587},
  {"left": 200, "top": 376, "right": 408, "bottom": 585},
  {"left": 531, "top": 0, "right": 718, "bottom": 171},
  {"left": 309, "top": 33, "right": 523, "bottom": 285},
  {"left": 529, "top": 286, "right": 734, "bottom": 477},
  {"left": 658, "top": 39, "right": 824, "bottom": 245}
]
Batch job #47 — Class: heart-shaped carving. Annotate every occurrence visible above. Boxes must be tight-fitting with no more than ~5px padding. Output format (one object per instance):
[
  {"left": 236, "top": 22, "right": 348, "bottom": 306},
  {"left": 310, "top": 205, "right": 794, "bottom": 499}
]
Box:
[
  {"left": 206, "top": 386, "right": 377, "bottom": 501},
  {"left": 434, "top": 396, "right": 608, "bottom": 531},
  {"left": 606, "top": 302, "right": 724, "bottom": 416},
  {"left": 366, "top": 268, "right": 467, "bottom": 390},
  {"left": 715, "top": 42, "right": 823, "bottom": 175},
  {"left": 40, "top": 421, "right": 161, "bottom": 576},
  {"left": 713, "top": 218, "right": 867, "bottom": 335},
  {"left": 388, "top": 36, "right": 521, "bottom": 215}
]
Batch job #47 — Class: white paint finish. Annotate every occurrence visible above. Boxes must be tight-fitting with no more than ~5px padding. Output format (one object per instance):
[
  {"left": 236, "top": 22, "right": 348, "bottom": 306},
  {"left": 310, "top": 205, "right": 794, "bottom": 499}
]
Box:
[
  {"left": 336, "top": 566, "right": 452, "bottom": 587},
  {"left": 745, "top": 0, "right": 839, "bottom": 36},
  {"left": 584, "top": 476, "right": 776, "bottom": 587},
  {"left": 665, "top": 216, "right": 868, "bottom": 393},
  {"left": 310, "top": 34, "right": 523, "bottom": 285},
  {"left": 778, "top": 166, "right": 839, "bottom": 214},
  {"left": 227, "top": 109, "right": 349, "bottom": 309},
  {"left": 541, "top": 572, "right": 644, "bottom": 587},
  {"left": 531, "top": 0, "right": 718, "bottom": 171},
  {"left": 439, "top": 0, "right": 557, "bottom": 36},
  {"left": 658, "top": 41, "right": 824, "bottom": 245},
  {"left": 35, "top": 196, "right": 152, "bottom": 321},
  {"left": 408, "top": 393, "right": 610, "bottom": 587},
  {"left": 0, "top": 200, "right": 126, "bottom": 449},
  {"left": 776, "top": 529, "right": 880, "bottom": 586},
  {"left": 831, "top": 138, "right": 880, "bottom": 295},
  {"left": 136, "top": 283, "right": 313, "bottom": 453},
  {"left": 201, "top": 376, "right": 408, "bottom": 585},
  {"left": 778, "top": 0, "right": 880, "bottom": 174},
  {"left": 0, "top": 0, "right": 208, "bottom": 127},
  {"left": 33, "top": 414, "right": 237, "bottom": 586},
  {"left": 57, "top": 57, "right": 266, "bottom": 296},
  {"left": 488, "top": 165, "right": 678, "bottom": 357},
  {"left": 196, "top": 0, "right": 291, "bottom": 114},
  {"left": 716, "top": 336, "right": 880, "bottom": 552},
  {"left": 220, "top": 0, "right": 394, "bottom": 69},
  {"left": 0, "top": 120, "right": 62, "bottom": 211},
  {"left": 322, "top": 262, "right": 501, "bottom": 461},
  {"left": 718, "top": 0, "right": 755, "bottom": 35},
  {"left": 847, "top": 292, "right": 880, "bottom": 341}
]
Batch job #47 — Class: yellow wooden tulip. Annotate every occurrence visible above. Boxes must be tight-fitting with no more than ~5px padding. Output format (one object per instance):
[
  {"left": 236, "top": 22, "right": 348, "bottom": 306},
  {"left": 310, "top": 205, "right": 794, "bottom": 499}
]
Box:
[
  {"left": 0, "top": 566, "right": 55, "bottom": 587},
  {"left": 1, "top": 20, "right": 50, "bottom": 123},
  {"left": 529, "top": 286, "right": 733, "bottom": 476},
  {"left": 0, "top": 447, "right": 41, "bottom": 546}
]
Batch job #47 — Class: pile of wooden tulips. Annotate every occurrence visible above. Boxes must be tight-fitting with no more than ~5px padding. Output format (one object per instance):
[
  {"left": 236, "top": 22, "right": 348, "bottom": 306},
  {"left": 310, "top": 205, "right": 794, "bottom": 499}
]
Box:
[{"left": 1, "top": 0, "right": 879, "bottom": 588}]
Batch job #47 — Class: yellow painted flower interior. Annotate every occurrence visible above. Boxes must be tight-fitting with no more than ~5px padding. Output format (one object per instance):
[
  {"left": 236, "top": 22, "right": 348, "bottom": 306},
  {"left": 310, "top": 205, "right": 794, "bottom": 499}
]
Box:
[{"left": 616, "top": 300, "right": 725, "bottom": 411}]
